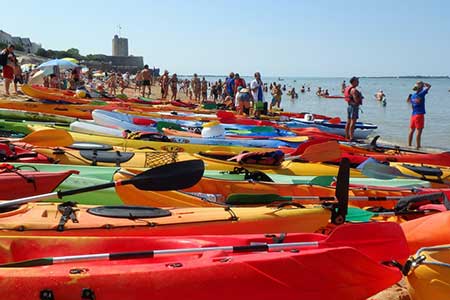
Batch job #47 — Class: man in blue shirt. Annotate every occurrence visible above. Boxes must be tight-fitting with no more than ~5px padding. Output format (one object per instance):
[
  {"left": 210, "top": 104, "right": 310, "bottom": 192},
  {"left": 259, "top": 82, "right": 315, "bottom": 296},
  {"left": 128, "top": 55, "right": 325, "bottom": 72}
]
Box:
[
  {"left": 407, "top": 81, "right": 431, "bottom": 149},
  {"left": 225, "top": 72, "right": 235, "bottom": 98}
]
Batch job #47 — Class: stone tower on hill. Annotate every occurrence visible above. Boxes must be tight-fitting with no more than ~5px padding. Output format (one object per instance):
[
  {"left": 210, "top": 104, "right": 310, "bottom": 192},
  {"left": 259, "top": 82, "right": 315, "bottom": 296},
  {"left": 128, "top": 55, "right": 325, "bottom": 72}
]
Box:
[{"left": 112, "top": 34, "right": 128, "bottom": 57}]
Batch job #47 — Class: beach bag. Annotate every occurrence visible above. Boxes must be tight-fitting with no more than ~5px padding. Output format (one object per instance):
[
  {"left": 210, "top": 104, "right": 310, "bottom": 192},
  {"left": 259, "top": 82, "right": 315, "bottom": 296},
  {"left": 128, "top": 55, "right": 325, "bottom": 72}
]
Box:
[
  {"left": 0, "top": 51, "right": 8, "bottom": 67},
  {"left": 228, "top": 150, "right": 285, "bottom": 166}
]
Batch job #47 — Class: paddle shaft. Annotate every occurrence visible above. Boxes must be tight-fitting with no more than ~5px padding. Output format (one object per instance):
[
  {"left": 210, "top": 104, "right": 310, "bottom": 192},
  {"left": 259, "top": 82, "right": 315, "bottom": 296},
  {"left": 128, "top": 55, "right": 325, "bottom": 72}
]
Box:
[{"left": 0, "top": 241, "right": 320, "bottom": 268}]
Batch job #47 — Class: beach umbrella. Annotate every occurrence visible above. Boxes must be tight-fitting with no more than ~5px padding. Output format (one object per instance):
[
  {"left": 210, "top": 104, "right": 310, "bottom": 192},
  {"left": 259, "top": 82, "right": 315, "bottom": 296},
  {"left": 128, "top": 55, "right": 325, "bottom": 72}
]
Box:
[
  {"left": 21, "top": 63, "right": 36, "bottom": 72},
  {"left": 28, "top": 69, "right": 53, "bottom": 85},
  {"left": 62, "top": 57, "right": 79, "bottom": 64},
  {"left": 37, "top": 59, "right": 79, "bottom": 70}
]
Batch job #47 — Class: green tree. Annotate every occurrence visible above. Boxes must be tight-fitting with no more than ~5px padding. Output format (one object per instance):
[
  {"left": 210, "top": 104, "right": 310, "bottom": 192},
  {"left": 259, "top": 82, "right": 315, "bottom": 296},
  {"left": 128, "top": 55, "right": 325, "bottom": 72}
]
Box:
[{"left": 66, "top": 48, "right": 82, "bottom": 60}]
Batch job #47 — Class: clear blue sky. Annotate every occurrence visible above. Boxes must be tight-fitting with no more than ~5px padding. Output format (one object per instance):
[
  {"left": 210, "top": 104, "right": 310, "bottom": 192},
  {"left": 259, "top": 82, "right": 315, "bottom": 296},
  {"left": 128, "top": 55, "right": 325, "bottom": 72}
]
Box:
[{"left": 3, "top": 0, "right": 449, "bottom": 77}]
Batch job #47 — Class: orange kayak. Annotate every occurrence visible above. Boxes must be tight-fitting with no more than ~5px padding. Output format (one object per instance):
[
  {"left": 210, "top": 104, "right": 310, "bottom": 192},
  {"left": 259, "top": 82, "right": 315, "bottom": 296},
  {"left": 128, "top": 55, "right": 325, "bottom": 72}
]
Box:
[
  {"left": 22, "top": 84, "right": 92, "bottom": 104},
  {"left": 0, "top": 202, "right": 331, "bottom": 236},
  {"left": 114, "top": 170, "right": 413, "bottom": 209},
  {"left": 0, "top": 100, "right": 130, "bottom": 119}
]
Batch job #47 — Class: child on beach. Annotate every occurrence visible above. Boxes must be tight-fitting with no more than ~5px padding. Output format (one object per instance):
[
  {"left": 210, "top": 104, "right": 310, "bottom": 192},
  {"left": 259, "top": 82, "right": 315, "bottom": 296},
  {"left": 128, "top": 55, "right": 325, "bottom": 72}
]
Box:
[
  {"left": 49, "top": 74, "right": 59, "bottom": 88},
  {"left": 13, "top": 58, "right": 23, "bottom": 94}
]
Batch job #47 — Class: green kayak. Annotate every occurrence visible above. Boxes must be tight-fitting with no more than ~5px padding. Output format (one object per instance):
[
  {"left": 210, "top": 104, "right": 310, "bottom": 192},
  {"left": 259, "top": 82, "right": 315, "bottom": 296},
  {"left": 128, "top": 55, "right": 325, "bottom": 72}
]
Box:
[
  {"left": 202, "top": 170, "right": 431, "bottom": 188},
  {"left": 0, "top": 109, "right": 76, "bottom": 124},
  {"left": 11, "top": 163, "right": 123, "bottom": 205}
]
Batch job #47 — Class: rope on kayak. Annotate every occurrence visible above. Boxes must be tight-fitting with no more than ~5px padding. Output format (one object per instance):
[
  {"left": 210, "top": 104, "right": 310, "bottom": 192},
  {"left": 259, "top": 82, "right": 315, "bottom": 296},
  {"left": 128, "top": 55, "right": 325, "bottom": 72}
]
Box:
[{"left": 144, "top": 151, "right": 178, "bottom": 168}]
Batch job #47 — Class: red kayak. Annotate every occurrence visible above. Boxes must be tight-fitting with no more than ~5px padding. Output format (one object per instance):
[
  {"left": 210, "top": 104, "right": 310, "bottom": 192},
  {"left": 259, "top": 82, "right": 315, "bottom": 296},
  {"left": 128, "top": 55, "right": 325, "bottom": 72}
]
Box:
[
  {"left": 171, "top": 100, "right": 197, "bottom": 108},
  {"left": 0, "top": 223, "right": 406, "bottom": 300},
  {"left": 0, "top": 142, "right": 52, "bottom": 164},
  {"left": 0, "top": 165, "right": 76, "bottom": 199},
  {"left": 339, "top": 151, "right": 450, "bottom": 167},
  {"left": 290, "top": 127, "right": 347, "bottom": 141}
]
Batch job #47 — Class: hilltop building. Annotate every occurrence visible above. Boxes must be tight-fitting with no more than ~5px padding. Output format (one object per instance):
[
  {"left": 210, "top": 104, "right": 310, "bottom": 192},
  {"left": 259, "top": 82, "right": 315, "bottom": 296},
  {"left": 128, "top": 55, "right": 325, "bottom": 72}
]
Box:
[{"left": 0, "top": 29, "right": 41, "bottom": 53}]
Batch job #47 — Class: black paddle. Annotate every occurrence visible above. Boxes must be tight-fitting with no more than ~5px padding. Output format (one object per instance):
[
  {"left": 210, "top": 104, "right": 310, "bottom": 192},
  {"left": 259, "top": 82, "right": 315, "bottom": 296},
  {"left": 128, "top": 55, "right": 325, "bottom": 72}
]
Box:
[{"left": 0, "top": 160, "right": 205, "bottom": 209}]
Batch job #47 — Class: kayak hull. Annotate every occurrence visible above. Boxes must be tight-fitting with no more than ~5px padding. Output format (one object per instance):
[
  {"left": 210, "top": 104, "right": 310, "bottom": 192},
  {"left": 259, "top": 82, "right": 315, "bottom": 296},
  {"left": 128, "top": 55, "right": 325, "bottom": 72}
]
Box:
[{"left": 0, "top": 202, "right": 331, "bottom": 236}]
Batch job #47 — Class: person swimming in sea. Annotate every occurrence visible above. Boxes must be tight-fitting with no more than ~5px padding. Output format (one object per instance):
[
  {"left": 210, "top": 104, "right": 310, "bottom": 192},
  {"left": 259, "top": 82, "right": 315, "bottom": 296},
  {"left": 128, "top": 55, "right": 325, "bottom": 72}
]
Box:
[{"left": 316, "top": 87, "right": 322, "bottom": 96}]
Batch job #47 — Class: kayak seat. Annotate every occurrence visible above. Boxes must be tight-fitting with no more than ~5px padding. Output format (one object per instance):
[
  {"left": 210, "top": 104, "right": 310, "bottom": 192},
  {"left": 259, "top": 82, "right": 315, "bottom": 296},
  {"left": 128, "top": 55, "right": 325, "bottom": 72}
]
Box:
[
  {"left": 198, "top": 151, "right": 235, "bottom": 161},
  {"left": 80, "top": 150, "right": 135, "bottom": 166},
  {"left": 87, "top": 206, "right": 172, "bottom": 219},
  {"left": 402, "top": 164, "right": 443, "bottom": 178}
]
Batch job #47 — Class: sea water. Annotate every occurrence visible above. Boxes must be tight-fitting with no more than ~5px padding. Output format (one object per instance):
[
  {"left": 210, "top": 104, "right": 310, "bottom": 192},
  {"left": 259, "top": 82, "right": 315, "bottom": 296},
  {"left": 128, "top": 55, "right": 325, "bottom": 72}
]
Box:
[{"left": 194, "top": 76, "right": 450, "bottom": 150}]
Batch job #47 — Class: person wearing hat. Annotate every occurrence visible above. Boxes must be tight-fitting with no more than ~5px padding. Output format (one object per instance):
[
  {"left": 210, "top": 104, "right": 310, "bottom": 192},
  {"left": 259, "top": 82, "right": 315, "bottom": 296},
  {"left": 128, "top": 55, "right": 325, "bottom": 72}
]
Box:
[
  {"left": 343, "top": 76, "right": 364, "bottom": 140},
  {"left": 407, "top": 81, "right": 431, "bottom": 149}
]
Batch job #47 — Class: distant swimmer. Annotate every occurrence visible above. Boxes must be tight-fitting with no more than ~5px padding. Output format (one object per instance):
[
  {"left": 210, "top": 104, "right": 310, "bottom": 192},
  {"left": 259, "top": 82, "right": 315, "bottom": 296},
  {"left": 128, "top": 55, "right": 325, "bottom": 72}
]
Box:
[
  {"left": 324, "top": 89, "right": 329, "bottom": 96},
  {"left": 407, "top": 81, "right": 431, "bottom": 149},
  {"left": 375, "top": 90, "right": 386, "bottom": 102},
  {"left": 307, "top": 86, "right": 310, "bottom": 92},
  {"left": 300, "top": 85, "right": 305, "bottom": 93},
  {"left": 316, "top": 87, "right": 322, "bottom": 96},
  {"left": 341, "top": 80, "right": 346, "bottom": 94}
]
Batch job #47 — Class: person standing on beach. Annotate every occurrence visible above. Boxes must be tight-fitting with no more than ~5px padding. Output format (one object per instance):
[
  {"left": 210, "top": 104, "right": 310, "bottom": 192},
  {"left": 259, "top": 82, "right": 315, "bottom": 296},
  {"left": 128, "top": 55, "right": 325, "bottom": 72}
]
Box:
[
  {"left": 141, "top": 65, "right": 152, "bottom": 97},
  {"left": 407, "top": 81, "right": 431, "bottom": 149},
  {"left": 13, "top": 57, "right": 23, "bottom": 94},
  {"left": 233, "top": 73, "right": 246, "bottom": 95},
  {"left": 160, "top": 70, "right": 170, "bottom": 99},
  {"left": 225, "top": 72, "right": 235, "bottom": 98},
  {"left": 192, "top": 73, "right": 201, "bottom": 101},
  {"left": 201, "top": 77, "right": 208, "bottom": 102},
  {"left": 169, "top": 73, "right": 178, "bottom": 100},
  {"left": 0, "top": 45, "right": 15, "bottom": 95},
  {"left": 250, "top": 72, "right": 265, "bottom": 117},
  {"left": 343, "top": 76, "right": 364, "bottom": 140}
]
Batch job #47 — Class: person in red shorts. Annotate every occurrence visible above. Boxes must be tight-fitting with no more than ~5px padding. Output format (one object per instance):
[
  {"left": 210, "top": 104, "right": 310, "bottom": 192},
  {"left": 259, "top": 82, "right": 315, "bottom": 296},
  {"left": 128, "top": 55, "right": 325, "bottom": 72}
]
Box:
[
  {"left": 0, "top": 45, "right": 16, "bottom": 96},
  {"left": 407, "top": 81, "right": 431, "bottom": 149}
]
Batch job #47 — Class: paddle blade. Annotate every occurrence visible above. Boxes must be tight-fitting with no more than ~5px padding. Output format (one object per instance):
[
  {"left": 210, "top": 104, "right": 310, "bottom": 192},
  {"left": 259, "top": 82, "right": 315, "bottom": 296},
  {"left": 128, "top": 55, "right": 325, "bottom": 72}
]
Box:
[
  {"left": 309, "top": 176, "right": 335, "bottom": 187},
  {"left": 300, "top": 141, "right": 341, "bottom": 162},
  {"left": 21, "top": 129, "right": 74, "bottom": 147},
  {"left": 126, "top": 160, "right": 205, "bottom": 191},
  {"left": 324, "top": 222, "right": 409, "bottom": 262},
  {"left": 346, "top": 207, "right": 375, "bottom": 222},
  {"left": 358, "top": 158, "right": 403, "bottom": 180}
]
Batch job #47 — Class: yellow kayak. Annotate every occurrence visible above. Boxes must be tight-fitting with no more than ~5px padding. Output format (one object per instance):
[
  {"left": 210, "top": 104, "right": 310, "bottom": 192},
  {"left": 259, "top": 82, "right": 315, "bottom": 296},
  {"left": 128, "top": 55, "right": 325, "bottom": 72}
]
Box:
[
  {"left": 29, "top": 124, "right": 271, "bottom": 154},
  {"left": 406, "top": 245, "right": 450, "bottom": 300},
  {"left": 191, "top": 152, "right": 363, "bottom": 176}
]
